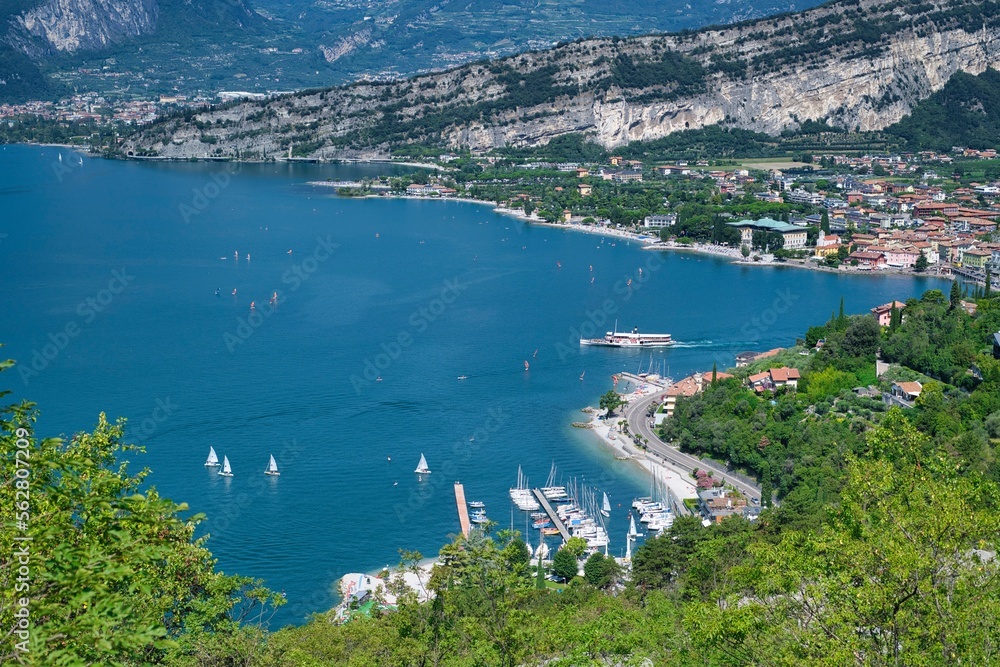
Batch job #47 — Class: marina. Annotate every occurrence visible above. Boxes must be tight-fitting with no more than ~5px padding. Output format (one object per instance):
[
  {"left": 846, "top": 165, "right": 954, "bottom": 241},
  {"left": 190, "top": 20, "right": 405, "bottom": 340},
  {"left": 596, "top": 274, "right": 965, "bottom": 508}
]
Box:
[{"left": 530, "top": 489, "right": 571, "bottom": 543}]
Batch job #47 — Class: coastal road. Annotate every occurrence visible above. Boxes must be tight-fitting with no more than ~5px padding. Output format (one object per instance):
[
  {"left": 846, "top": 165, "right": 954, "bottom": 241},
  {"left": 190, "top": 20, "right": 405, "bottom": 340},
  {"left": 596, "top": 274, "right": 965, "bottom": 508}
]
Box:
[{"left": 623, "top": 392, "right": 763, "bottom": 503}]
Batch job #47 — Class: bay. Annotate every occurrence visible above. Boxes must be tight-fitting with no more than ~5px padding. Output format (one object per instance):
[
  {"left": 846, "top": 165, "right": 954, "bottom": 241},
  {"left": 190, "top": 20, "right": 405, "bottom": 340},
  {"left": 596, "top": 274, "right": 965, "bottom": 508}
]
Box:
[{"left": 0, "top": 145, "right": 944, "bottom": 624}]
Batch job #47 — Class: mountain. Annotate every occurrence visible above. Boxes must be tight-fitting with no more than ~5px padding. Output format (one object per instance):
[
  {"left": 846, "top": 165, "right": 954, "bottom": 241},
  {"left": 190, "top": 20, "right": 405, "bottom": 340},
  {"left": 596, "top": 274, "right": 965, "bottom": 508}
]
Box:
[
  {"left": 888, "top": 68, "right": 1000, "bottom": 150},
  {"left": 125, "top": 0, "right": 1000, "bottom": 159},
  {"left": 0, "top": 41, "right": 56, "bottom": 101},
  {"left": 0, "top": 0, "right": 265, "bottom": 102},
  {"left": 3, "top": 0, "right": 159, "bottom": 58},
  {"left": 0, "top": 0, "right": 827, "bottom": 102},
  {"left": 249, "top": 0, "right": 824, "bottom": 82}
]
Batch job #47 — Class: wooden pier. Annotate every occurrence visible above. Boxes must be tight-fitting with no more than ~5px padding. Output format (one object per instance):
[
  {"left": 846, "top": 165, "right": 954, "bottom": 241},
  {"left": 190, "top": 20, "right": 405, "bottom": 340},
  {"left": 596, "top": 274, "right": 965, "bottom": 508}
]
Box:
[
  {"left": 454, "top": 482, "right": 471, "bottom": 538},
  {"left": 531, "top": 489, "right": 571, "bottom": 542}
]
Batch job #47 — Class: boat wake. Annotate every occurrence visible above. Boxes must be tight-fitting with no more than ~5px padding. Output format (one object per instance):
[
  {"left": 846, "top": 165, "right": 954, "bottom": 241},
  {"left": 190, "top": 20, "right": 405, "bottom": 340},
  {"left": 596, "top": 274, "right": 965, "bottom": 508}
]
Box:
[
  {"left": 670, "top": 340, "right": 764, "bottom": 350},
  {"left": 666, "top": 339, "right": 714, "bottom": 348}
]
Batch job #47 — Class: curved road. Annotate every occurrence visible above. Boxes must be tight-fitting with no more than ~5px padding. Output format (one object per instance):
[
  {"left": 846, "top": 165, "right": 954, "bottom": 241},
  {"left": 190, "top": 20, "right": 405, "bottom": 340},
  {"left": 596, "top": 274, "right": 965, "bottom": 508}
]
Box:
[{"left": 623, "top": 391, "right": 763, "bottom": 503}]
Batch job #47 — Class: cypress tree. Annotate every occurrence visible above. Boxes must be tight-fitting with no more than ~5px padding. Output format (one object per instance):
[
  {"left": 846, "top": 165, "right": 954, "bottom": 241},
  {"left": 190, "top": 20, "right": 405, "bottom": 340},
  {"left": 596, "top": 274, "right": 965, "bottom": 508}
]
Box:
[
  {"left": 986, "top": 267, "right": 992, "bottom": 298},
  {"left": 760, "top": 479, "right": 773, "bottom": 508},
  {"left": 711, "top": 362, "right": 718, "bottom": 384},
  {"left": 950, "top": 280, "right": 962, "bottom": 309}
]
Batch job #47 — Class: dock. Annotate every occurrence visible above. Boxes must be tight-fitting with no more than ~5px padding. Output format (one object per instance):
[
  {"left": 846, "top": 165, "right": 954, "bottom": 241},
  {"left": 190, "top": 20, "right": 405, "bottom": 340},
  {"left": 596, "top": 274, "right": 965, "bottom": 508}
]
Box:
[
  {"left": 531, "top": 489, "right": 571, "bottom": 542},
  {"left": 454, "top": 482, "right": 471, "bottom": 538},
  {"left": 618, "top": 372, "right": 669, "bottom": 390}
]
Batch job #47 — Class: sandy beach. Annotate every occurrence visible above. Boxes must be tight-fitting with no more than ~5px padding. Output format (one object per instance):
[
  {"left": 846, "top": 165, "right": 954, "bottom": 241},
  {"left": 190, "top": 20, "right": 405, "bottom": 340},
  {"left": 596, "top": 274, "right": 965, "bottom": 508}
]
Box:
[{"left": 584, "top": 407, "right": 698, "bottom": 507}]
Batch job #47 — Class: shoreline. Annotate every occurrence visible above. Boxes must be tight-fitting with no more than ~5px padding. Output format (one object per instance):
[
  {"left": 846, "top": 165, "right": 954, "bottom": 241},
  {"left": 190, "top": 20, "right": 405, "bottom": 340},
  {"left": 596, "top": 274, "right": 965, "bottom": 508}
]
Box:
[
  {"left": 320, "top": 190, "right": 945, "bottom": 280},
  {"left": 585, "top": 411, "right": 699, "bottom": 508}
]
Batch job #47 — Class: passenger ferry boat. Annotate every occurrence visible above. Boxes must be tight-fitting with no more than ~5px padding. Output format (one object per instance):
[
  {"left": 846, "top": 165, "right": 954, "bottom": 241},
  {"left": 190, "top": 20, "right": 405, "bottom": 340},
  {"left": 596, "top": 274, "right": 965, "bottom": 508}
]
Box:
[{"left": 580, "top": 322, "right": 672, "bottom": 348}]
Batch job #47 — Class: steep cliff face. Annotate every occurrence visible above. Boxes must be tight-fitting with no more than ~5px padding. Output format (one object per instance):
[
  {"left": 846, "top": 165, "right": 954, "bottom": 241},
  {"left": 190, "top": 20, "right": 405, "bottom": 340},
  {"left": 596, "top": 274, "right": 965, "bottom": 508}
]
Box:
[
  {"left": 127, "top": 0, "right": 1000, "bottom": 159},
  {"left": 5, "top": 0, "right": 158, "bottom": 57}
]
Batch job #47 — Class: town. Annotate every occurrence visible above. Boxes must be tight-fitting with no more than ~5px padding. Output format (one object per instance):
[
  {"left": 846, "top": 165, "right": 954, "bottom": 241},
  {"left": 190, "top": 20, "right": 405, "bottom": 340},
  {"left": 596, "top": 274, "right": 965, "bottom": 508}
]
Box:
[{"left": 328, "top": 147, "right": 1000, "bottom": 285}]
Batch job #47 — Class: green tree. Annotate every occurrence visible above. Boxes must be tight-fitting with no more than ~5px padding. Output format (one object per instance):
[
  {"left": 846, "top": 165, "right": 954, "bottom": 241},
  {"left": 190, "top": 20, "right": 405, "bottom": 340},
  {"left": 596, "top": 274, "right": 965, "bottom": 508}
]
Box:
[
  {"left": 551, "top": 547, "right": 579, "bottom": 582},
  {"left": 740, "top": 243, "right": 750, "bottom": 258},
  {"left": 914, "top": 250, "right": 929, "bottom": 272},
  {"left": 687, "top": 410, "right": 1000, "bottom": 665},
  {"left": 583, "top": 552, "right": 619, "bottom": 589},
  {"left": 632, "top": 515, "right": 707, "bottom": 591},
  {"left": 563, "top": 536, "right": 589, "bottom": 560},
  {"left": 599, "top": 390, "right": 625, "bottom": 417},
  {"left": 0, "top": 381, "right": 283, "bottom": 664},
  {"left": 889, "top": 302, "right": 902, "bottom": 331},
  {"left": 839, "top": 315, "right": 881, "bottom": 359},
  {"left": 820, "top": 210, "right": 830, "bottom": 233},
  {"left": 950, "top": 279, "right": 962, "bottom": 310},
  {"left": 501, "top": 537, "right": 531, "bottom": 572},
  {"left": 759, "top": 475, "right": 773, "bottom": 508},
  {"left": 534, "top": 552, "right": 546, "bottom": 589}
]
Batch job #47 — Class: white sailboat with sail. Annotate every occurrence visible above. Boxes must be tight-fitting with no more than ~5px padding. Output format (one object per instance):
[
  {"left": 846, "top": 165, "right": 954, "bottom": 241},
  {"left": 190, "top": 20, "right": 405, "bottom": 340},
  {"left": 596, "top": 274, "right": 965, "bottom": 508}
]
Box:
[
  {"left": 415, "top": 453, "right": 431, "bottom": 475},
  {"left": 264, "top": 454, "right": 280, "bottom": 476},
  {"left": 204, "top": 446, "right": 220, "bottom": 467},
  {"left": 218, "top": 455, "right": 233, "bottom": 477},
  {"left": 628, "top": 514, "right": 644, "bottom": 539},
  {"left": 601, "top": 492, "right": 612, "bottom": 517}
]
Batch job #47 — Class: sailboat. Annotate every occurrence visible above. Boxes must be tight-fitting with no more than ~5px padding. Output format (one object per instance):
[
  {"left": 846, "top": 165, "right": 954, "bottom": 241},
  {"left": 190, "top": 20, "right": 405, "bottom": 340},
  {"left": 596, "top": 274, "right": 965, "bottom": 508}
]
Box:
[
  {"left": 204, "top": 446, "right": 220, "bottom": 467},
  {"left": 264, "top": 454, "right": 280, "bottom": 476},
  {"left": 218, "top": 455, "right": 233, "bottom": 477},
  {"left": 415, "top": 453, "right": 431, "bottom": 475},
  {"left": 601, "top": 492, "right": 612, "bottom": 518},
  {"left": 624, "top": 532, "right": 632, "bottom": 561},
  {"left": 579, "top": 371, "right": 586, "bottom": 381},
  {"left": 628, "top": 514, "right": 643, "bottom": 539},
  {"left": 524, "top": 360, "right": 530, "bottom": 371}
]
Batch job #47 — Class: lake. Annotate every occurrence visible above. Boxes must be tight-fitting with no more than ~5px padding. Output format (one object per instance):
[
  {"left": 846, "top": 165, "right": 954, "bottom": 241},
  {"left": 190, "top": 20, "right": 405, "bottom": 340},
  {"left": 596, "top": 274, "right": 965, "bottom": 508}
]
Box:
[{"left": 0, "top": 145, "right": 945, "bottom": 624}]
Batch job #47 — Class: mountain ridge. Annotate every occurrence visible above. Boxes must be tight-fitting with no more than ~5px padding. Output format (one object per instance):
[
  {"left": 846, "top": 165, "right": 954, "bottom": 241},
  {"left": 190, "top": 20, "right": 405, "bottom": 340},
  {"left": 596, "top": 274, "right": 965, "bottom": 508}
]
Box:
[
  {"left": 125, "top": 0, "right": 1000, "bottom": 160},
  {"left": 0, "top": 0, "right": 825, "bottom": 102}
]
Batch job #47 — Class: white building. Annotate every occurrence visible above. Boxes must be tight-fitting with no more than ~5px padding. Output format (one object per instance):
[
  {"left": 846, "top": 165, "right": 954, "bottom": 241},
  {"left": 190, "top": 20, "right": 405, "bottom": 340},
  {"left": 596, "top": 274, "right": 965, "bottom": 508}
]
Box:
[{"left": 644, "top": 214, "right": 677, "bottom": 228}]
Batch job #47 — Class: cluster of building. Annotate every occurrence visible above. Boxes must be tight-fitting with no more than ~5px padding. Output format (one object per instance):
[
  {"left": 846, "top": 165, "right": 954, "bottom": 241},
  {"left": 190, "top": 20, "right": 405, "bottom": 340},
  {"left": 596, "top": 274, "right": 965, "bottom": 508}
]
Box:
[
  {"left": 405, "top": 183, "right": 458, "bottom": 197},
  {"left": 655, "top": 370, "right": 734, "bottom": 421},
  {"left": 0, "top": 92, "right": 207, "bottom": 125},
  {"left": 693, "top": 169, "right": 998, "bottom": 275}
]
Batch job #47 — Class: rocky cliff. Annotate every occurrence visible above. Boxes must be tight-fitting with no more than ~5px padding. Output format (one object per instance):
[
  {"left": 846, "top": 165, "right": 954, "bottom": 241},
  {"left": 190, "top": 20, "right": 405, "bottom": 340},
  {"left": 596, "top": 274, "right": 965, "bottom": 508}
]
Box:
[
  {"left": 5, "top": 0, "right": 158, "bottom": 57},
  {"left": 127, "top": 0, "right": 1000, "bottom": 159}
]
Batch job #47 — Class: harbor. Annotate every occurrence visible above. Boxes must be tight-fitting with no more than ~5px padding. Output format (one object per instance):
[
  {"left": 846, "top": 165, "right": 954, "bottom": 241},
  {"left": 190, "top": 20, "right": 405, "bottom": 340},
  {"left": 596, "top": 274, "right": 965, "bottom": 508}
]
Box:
[{"left": 530, "top": 489, "right": 571, "bottom": 542}]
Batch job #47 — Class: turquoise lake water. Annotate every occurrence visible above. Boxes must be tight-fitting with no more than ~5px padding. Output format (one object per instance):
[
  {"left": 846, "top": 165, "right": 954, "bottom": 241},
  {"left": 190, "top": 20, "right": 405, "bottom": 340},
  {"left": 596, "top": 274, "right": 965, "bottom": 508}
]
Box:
[{"left": 0, "top": 145, "right": 945, "bottom": 625}]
